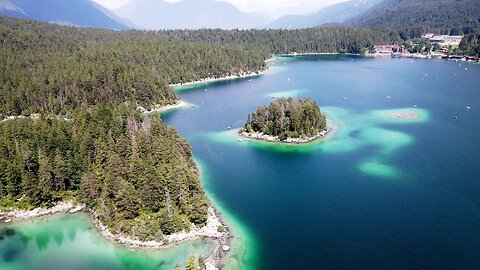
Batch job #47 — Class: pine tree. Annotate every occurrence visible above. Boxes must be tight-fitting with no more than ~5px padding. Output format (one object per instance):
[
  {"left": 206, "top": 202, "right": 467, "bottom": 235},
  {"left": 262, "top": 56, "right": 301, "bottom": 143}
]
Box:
[
  {"left": 38, "top": 148, "right": 54, "bottom": 204},
  {"left": 54, "top": 149, "right": 67, "bottom": 191}
]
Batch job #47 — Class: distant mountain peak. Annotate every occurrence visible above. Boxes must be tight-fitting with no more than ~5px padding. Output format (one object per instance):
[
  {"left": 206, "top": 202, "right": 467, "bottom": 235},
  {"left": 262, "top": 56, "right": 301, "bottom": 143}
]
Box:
[
  {"left": 0, "top": 0, "right": 26, "bottom": 16},
  {"left": 266, "top": 0, "right": 384, "bottom": 29},
  {"left": 114, "top": 0, "right": 270, "bottom": 30},
  {"left": 0, "top": 0, "right": 129, "bottom": 30}
]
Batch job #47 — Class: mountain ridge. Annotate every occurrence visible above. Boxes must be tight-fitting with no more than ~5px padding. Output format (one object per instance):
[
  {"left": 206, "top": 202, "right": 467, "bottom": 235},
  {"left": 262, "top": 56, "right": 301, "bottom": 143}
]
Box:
[
  {"left": 114, "top": 0, "right": 270, "bottom": 30},
  {"left": 347, "top": 0, "right": 480, "bottom": 33},
  {"left": 266, "top": 0, "right": 384, "bottom": 29},
  {"left": 0, "top": 0, "right": 129, "bottom": 30}
]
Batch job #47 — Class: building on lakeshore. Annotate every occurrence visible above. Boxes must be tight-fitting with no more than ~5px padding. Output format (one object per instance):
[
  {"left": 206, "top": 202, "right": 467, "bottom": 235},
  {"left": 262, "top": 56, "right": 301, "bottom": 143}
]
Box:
[
  {"left": 422, "top": 33, "right": 435, "bottom": 39},
  {"left": 373, "top": 45, "right": 402, "bottom": 54},
  {"left": 429, "top": 35, "right": 463, "bottom": 48}
]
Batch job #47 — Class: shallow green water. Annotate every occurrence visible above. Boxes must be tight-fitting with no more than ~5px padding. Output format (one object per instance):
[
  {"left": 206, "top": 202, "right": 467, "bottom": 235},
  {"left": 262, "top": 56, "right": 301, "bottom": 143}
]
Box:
[{"left": 0, "top": 213, "right": 214, "bottom": 270}]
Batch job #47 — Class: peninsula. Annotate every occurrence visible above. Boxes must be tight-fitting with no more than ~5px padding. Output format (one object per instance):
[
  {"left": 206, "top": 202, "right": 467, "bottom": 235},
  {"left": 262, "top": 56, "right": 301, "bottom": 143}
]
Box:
[{"left": 240, "top": 97, "right": 329, "bottom": 143}]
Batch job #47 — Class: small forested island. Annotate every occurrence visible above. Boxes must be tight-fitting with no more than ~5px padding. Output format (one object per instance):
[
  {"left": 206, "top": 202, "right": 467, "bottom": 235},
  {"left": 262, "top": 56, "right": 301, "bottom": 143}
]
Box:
[{"left": 240, "top": 97, "right": 328, "bottom": 143}]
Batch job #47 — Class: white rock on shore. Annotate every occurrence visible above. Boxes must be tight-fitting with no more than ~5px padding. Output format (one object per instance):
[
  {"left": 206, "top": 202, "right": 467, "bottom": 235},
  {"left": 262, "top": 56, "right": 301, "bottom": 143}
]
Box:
[
  {"left": 0, "top": 201, "right": 85, "bottom": 222},
  {"left": 137, "top": 100, "right": 190, "bottom": 114},
  {"left": 240, "top": 129, "right": 330, "bottom": 144},
  {"left": 1, "top": 202, "right": 230, "bottom": 269},
  {"left": 169, "top": 69, "right": 267, "bottom": 87}
]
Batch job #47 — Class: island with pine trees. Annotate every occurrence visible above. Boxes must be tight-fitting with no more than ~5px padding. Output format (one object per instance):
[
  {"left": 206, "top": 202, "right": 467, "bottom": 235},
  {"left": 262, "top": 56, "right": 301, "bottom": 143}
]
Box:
[{"left": 240, "top": 97, "right": 330, "bottom": 143}]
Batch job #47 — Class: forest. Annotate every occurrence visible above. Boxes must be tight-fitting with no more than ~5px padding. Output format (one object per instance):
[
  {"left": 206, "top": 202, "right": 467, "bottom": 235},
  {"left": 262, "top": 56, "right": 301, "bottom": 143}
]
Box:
[
  {"left": 460, "top": 32, "right": 480, "bottom": 56},
  {"left": 0, "top": 12, "right": 478, "bottom": 240},
  {"left": 0, "top": 104, "right": 209, "bottom": 240},
  {"left": 242, "top": 97, "right": 327, "bottom": 141},
  {"left": 0, "top": 17, "right": 267, "bottom": 117}
]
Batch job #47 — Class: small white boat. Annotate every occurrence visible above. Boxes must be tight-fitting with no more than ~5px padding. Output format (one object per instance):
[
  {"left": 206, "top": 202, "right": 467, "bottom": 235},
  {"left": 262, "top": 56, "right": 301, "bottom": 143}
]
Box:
[
  {"left": 467, "top": 106, "right": 471, "bottom": 110},
  {"left": 227, "top": 126, "right": 231, "bottom": 130},
  {"left": 237, "top": 138, "right": 243, "bottom": 142}
]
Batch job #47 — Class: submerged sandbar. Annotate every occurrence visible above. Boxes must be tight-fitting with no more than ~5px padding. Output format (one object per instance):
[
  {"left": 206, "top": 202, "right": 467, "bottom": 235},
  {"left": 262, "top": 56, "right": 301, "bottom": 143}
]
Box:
[{"left": 369, "top": 108, "right": 430, "bottom": 123}]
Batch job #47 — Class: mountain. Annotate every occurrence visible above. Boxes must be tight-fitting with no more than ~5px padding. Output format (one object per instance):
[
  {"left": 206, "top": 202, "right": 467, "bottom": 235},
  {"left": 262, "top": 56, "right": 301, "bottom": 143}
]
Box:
[
  {"left": 0, "top": 0, "right": 129, "bottom": 30},
  {"left": 115, "top": 0, "right": 270, "bottom": 30},
  {"left": 266, "top": 0, "right": 384, "bottom": 29},
  {"left": 347, "top": 0, "right": 480, "bottom": 33}
]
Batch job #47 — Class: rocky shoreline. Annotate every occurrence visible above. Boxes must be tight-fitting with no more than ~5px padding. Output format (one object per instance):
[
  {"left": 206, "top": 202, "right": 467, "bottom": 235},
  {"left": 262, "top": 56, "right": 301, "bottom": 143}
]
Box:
[
  {"left": 0, "top": 201, "right": 85, "bottom": 223},
  {"left": 137, "top": 100, "right": 191, "bottom": 114},
  {"left": 0, "top": 202, "right": 229, "bottom": 270},
  {"left": 240, "top": 128, "right": 331, "bottom": 144}
]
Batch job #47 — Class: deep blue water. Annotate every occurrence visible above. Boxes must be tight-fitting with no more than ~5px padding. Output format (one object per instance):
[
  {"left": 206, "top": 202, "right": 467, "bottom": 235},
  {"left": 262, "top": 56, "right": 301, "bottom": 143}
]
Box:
[{"left": 164, "top": 55, "right": 480, "bottom": 270}]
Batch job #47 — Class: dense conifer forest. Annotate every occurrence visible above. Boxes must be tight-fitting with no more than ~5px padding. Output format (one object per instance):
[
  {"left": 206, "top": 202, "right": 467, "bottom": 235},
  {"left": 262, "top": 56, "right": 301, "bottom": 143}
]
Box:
[
  {"left": 242, "top": 97, "right": 327, "bottom": 141},
  {"left": 0, "top": 105, "right": 209, "bottom": 239},
  {"left": 0, "top": 17, "right": 267, "bottom": 117}
]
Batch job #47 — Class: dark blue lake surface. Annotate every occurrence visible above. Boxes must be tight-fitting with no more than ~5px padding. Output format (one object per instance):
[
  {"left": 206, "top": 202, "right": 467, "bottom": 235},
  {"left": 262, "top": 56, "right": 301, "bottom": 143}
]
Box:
[{"left": 165, "top": 55, "right": 480, "bottom": 269}]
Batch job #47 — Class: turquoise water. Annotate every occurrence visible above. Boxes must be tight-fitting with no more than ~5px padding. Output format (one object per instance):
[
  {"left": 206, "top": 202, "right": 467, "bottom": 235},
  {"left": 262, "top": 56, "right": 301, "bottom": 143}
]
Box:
[
  {"left": 165, "top": 55, "right": 480, "bottom": 269},
  {"left": 0, "top": 213, "right": 215, "bottom": 270},
  {"left": 2, "top": 55, "right": 480, "bottom": 269}
]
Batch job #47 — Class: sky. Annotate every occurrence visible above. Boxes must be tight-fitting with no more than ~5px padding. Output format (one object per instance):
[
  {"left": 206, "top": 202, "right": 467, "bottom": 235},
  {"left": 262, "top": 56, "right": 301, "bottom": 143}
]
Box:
[{"left": 93, "top": 0, "right": 347, "bottom": 17}]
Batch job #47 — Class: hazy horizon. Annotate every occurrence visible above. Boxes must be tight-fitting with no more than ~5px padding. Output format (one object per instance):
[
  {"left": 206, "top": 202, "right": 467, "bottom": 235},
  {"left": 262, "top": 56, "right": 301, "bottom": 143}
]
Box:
[{"left": 93, "top": 0, "right": 349, "bottom": 18}]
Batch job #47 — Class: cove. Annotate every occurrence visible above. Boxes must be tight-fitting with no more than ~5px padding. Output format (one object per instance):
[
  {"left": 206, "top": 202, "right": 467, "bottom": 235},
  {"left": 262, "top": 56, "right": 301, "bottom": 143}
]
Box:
[{"left": 2, "top": 55, "right": 480, "bottom": 270}]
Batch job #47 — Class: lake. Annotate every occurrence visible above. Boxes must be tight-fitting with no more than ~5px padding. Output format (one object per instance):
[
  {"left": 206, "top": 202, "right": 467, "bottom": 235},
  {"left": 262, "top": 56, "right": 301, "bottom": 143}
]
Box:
[{"left": 2, "top": 55, "right": 480, "bottom": 269}]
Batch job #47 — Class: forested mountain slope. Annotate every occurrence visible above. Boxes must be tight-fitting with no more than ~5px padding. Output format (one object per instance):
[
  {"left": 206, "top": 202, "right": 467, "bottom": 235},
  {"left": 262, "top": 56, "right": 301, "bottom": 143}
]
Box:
[{"left": 348, "top": 0, "right": 480, "bottom": 34}]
